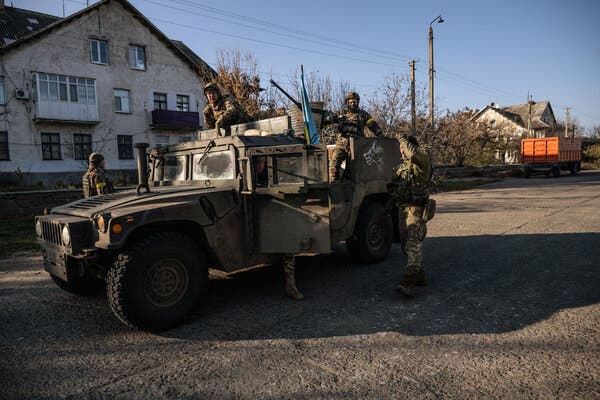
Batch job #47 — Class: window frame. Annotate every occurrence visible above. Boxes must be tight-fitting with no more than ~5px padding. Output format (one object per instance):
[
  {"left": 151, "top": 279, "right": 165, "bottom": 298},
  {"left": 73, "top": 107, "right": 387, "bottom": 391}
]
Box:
[
  {"left": 72, "top": 133, "right": 92, "bottom": 160},
  {"left": 35, "top": 73, "right": 96, "bottom": 105},
  {"left": 41, "top": 132, "right": 62, "bottom": 160},
  {"left": 129, "top": 45, "right": 146, "bottom": 70},
  {"left": 90, "top": 39, "right": 109, "bottom": 65},
  {"left": 176, "top": 94, "right": 189, "bottom": 112},
  {"left": 0, "top": 131, "right": 9, "bottom": 160},
  {"left": 117, "top": 135, "right": 134, "bottom": 160},
  {"left": 114, "top": 88, "right": 131, "bottom": 113},
  {"left": 153, "top": 92, "right": 167, "bottom": 110}
]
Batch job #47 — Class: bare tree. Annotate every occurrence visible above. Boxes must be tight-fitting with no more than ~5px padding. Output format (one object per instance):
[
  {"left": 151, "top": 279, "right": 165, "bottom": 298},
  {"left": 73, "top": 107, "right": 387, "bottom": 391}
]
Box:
[
  {"left": 366, "top": 73, "right": 428, "bottom": 137},
  {"left": 215, "top": 49, "right": 262, "bottom": 118}
]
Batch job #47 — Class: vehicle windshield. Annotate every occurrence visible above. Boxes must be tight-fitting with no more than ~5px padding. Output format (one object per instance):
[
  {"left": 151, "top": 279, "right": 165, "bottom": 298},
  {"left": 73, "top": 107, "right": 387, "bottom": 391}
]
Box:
[
  {"left": 193, "top": 149, "right": 235, "bottom": 180},
  {"left": 155, "top": 155, "right": 186, "bottom": 181}
]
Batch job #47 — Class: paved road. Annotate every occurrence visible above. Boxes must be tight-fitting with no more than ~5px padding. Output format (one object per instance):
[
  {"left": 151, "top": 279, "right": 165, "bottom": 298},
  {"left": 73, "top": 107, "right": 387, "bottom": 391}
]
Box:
[{"left": 1, "top": 171, "right": 599, "bottom": 400}]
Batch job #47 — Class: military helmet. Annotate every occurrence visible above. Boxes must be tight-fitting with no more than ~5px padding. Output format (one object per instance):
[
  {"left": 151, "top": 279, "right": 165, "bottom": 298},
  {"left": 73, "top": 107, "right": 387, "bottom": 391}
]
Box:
[
  {"left": 401, "top": 136, "right": 420, "bottom": 149},
  {"left": 89, "top": 153, "right": 104, "bottom": 165},
  {"left": 344, "top": 92, "right": 360, "bottom": 103},
  {"left": 203, "top": 82, "right": 221, "bottom": 97}
]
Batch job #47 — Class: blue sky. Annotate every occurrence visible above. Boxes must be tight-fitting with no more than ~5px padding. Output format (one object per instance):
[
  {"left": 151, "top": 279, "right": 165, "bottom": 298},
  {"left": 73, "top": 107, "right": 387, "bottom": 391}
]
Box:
[{"left": 13, "top": 0, "right": 600, "bottom": 132}]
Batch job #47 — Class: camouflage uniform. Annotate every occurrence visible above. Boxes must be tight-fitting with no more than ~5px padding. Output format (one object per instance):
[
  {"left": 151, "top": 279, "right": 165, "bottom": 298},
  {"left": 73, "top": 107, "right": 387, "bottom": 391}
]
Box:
[
  {"left": 203, "top": 82, "right": 252, "bottom": 136},
  {"left": 82, "top": 162, "right": 114, "bottom": 198},
  {"left": 324, "top": 92, "right": 382, "bottom": 181},
  {"left": 282, "top": 253, "right": 304, "bottom": 301},
  {"left": 389, "top": 135, "right": 433, "bottom": 297}
]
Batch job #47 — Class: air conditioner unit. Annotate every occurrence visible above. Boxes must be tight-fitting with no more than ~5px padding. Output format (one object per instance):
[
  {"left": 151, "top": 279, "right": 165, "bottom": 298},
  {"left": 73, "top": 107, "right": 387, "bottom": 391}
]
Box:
[{"left": 15, "top": 89, "right": 29, "bottom": 100}]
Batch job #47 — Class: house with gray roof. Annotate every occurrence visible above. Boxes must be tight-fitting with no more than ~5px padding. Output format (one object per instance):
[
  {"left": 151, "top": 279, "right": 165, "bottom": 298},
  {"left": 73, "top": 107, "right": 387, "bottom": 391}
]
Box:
[
  {"left": 0, "top": 0, "right": 216, "bottom": 186},
  {"left": 471, "top": 101, "right": 557, "bottom": 138}
]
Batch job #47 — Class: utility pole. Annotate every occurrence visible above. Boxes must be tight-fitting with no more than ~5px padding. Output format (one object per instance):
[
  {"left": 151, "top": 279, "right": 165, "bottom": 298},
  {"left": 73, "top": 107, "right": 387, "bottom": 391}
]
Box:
[
  {"left": 409, "top": 60, "right": 416, "bottom": 135},
  {"left": 428, "top": 15, "right": 443, "bottom": 136},
  {"left": 565, "top": 108, "right": 569, "bottom": 138}
]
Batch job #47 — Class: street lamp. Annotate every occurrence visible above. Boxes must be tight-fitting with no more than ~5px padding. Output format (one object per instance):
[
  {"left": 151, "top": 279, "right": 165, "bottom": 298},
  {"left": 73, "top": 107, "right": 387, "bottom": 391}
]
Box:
[{"left": 429, "top": 15, "right": 444, "bottom": 135}]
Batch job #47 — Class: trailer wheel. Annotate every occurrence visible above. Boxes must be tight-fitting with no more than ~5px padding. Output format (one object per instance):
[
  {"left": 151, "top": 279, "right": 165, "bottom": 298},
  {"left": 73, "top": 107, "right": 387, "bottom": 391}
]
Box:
[
  {"left": 346, "top": 202, "right": 392, "bottom": 264},
  {"left": 570, "top": 162, "right": 579, "bottom": 175},
  {"left": 107, "top": 232, "right": 207, "bottom": 331},
  {"left": 523, "top": 166, "right": 531, "bottom": 178},
  {"left": 552, "top": 165, "right": 560, "bottom": 177}
]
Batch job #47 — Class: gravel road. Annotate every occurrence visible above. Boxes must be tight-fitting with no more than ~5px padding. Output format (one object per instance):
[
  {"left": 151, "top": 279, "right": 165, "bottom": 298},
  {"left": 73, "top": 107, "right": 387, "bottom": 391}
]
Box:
[{"left": 1, "top": 171, "right": 599, "bottom": 400}]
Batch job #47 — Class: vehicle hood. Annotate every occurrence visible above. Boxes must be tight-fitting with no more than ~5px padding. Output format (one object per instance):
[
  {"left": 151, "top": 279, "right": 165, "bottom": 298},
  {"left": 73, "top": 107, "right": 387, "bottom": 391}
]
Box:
[{"left": 50, "top": 187, "right": 237, "bottom": 219}]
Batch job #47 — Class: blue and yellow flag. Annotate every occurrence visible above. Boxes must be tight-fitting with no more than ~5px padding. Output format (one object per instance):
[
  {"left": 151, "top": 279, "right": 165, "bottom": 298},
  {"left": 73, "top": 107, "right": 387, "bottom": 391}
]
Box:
[{"left": 300, "top": 66, "right": 320, "bottom": 144}]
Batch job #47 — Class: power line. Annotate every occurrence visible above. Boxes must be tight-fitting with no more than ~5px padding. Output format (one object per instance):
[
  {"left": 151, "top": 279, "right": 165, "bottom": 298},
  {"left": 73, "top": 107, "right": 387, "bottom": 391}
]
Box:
[
  {"left": 144, "top": 0, "right": 413, "bottom": 61},
  {"left": 149, "top": 17, "right": 407, "bottom": 69},
  {"left": 138, "top": 0, "right": 411, "bottom": 63}
]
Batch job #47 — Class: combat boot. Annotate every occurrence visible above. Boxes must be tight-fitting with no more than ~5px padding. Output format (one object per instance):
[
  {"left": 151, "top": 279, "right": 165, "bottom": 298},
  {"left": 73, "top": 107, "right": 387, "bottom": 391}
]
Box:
[
  {"left": 285, "top": 278, "right": 304, "bottom": 301},
  {"left": 415, "top": 270, "right": 427, "bottom": 286},
  {"left": 396, "top": 271, "right": 417, "bottom": 297}
]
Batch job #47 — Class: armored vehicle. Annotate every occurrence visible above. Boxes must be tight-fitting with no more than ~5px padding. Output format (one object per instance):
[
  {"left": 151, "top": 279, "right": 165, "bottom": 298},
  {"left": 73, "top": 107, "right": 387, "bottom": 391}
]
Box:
[{"left": 35, "top": 121, "right": 403, "bottom": 330}]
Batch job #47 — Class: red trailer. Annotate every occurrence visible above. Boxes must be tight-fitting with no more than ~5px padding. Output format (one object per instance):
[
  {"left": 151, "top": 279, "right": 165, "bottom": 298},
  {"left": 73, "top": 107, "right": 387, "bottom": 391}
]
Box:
[{"left": 521, "top": 137, "right": 582, "bottom": 177}]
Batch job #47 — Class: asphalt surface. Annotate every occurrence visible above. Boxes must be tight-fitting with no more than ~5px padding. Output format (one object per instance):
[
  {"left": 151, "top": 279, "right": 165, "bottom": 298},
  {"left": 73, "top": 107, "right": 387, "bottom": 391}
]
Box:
[{"left": 1, "top": 171, "right": 599, "bottom": 400}]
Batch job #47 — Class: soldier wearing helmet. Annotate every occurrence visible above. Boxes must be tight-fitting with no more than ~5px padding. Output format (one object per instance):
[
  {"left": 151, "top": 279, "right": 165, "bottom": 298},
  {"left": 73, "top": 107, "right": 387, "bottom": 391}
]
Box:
[
  {"left": 324, "top": 92, "right": 382, "bottom": 181},
  {"left": 202, "top": 82, "right": 252, "bottom": 136},
  {"left": 82, "top": 153, "right": 114, "bottom": 198},
  {"left": 387, "top": 135, "right": 434, "bottom": 298}
]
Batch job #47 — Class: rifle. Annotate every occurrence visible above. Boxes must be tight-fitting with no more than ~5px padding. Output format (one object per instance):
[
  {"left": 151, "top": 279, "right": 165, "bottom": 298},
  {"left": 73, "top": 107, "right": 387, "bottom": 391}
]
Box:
[{"left": 269, "top": 79, "right": 326, "bottom": 115}]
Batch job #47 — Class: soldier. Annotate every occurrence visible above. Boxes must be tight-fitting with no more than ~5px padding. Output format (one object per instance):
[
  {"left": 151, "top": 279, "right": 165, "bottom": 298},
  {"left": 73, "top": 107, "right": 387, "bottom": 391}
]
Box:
[
  {"left": 324, "top": 92, "right": 383, "bottom": 181},
  {"left": 203, "top": 82, "right": 252, "bottom": 136},
  {"left": 82, "top": 153, "right": 114, "bottom": 198},
  {"left": 389, "top": 135, "right": 434, "bottom": 297}
]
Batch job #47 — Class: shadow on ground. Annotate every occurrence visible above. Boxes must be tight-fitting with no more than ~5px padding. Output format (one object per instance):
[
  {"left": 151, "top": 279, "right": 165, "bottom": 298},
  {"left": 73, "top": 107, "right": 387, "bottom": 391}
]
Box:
[{"left": 2, "top": 232, "right": 598, "bottom": 343}]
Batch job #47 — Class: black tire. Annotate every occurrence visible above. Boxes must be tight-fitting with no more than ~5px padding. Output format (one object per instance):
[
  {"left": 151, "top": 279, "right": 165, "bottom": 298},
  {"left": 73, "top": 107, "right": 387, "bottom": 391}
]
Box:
[
  {"left": 346, "top": 202, "right": 393, "bottom": 264},
  {"left": 523, "top": 167, "right": 531, "bottom": 178},
  {"left": 50, "top": 273, "right": 104, "bottom": 296},
  {"left": 107, "top": 232, "right": 207, "bottom": 331},
  {"left": 570, "top": 162, "right": 579, "bottom": 175},
  {"left": 552, "top": 165, "right": 560, "bottom": 177}
]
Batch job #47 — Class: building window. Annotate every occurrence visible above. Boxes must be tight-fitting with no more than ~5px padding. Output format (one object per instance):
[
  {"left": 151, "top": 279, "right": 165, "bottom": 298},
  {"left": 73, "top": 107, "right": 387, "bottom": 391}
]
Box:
[
  {"left": 0, "top": 131, "right": 8, "bottom": 160},
  {"left": 90, "top": 39, "right": 109, "bottom": 65},
  {"left": 154, "top": 92, "right": 167, "bottom": 110},
  {"left": 0, "top": 77, "right": 5, "bottom": 105},
  {"left": 114, "top": 89, "right": 130, "bottom": 113},
  {"left": 73, "top": 133, "right": 92, "bottom": 160},
  {"left": 36, "top": 73, "right": 96, "bottom": 104},
  {"left": 41, "top": 132, "right": 62, "bottom": 160},
  {"left": 129, "top": 45, "right": 146, "bottom": 70},
  {"left": 117, "top": 135, "right": 133, "bottom": 159},
  {"left": 176, "top": 94, "right": 189, "bottom": 112}
]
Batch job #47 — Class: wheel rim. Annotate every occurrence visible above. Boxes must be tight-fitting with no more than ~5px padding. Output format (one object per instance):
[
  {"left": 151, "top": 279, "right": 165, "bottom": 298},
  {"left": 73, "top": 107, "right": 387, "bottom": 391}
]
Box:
[
  {"left": 367, "top": 217, "right": 384, "bottom": 248},
  {"left": 144, "top": 258, "right": 189, "bottom": 308}
]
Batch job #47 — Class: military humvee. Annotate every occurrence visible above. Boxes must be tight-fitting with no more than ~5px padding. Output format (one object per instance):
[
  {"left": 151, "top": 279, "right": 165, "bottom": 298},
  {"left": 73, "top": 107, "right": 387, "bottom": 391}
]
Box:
[{"left": 35, "top": 118, "right": 403, "bottom": 330}]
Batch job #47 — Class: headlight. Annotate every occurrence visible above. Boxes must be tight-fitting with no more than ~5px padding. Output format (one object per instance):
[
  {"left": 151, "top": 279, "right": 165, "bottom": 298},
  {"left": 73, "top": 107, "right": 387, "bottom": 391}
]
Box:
[
  {"left": 96, "top": 213, "right": 111, "bottom": 232},
  {"left": 35, "top": 220, "right": 42, "bottom": 237},
  {"left": 61, "top": 225, "right": 71, "bottom": 246}
]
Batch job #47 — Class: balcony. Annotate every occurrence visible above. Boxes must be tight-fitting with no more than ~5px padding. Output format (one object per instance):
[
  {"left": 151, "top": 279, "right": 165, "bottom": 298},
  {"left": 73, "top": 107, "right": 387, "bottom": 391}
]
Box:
[{"left": 151, "top": 110, "right": 201, "bottom": 130}]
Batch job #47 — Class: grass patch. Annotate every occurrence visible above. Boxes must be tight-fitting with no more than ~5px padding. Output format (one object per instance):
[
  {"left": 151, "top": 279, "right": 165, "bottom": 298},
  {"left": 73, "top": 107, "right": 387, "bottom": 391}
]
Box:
[
  {"left": 0, "top": 217, "right": 38, "bottom": 254},
  {"left": 431, "top": 178, "right": 498, "bottom": 193},
  {"left": 581, "top": 162, "right": 600, "bottom": 171}
]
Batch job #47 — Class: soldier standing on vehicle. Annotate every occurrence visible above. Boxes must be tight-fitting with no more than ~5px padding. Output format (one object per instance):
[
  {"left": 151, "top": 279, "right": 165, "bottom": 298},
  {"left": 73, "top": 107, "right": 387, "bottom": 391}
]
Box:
[
  {"left": 389, "top": 135, "right": 434, "bottom": 297},
  {"left": 323, "top": 92, "right": 383, "bottom": 181},
  {"left": 203, "top": 82, "right": 252, "bottom": 137},
  {"left": 82, "top": 153, "right": 114, "bottom": 198}
]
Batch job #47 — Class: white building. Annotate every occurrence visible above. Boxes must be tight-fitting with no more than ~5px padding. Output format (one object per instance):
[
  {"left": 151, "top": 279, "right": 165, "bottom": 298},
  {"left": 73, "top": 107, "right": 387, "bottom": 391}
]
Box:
[{"left": 0, "top": 0, "right": 215, "bottom": 186}]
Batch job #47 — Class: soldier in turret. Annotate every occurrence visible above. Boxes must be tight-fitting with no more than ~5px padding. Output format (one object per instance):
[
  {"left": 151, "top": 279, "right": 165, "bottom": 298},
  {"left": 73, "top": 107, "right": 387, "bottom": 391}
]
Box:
[
  {"left": 82, "top": 153, "right": 114, "bottom": 198},
  {"left": 203, "top": 82, "right": 252, "bottom": 136},
  {"left": 324, "top": 92, "right": 383, "bottom": 181}
]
